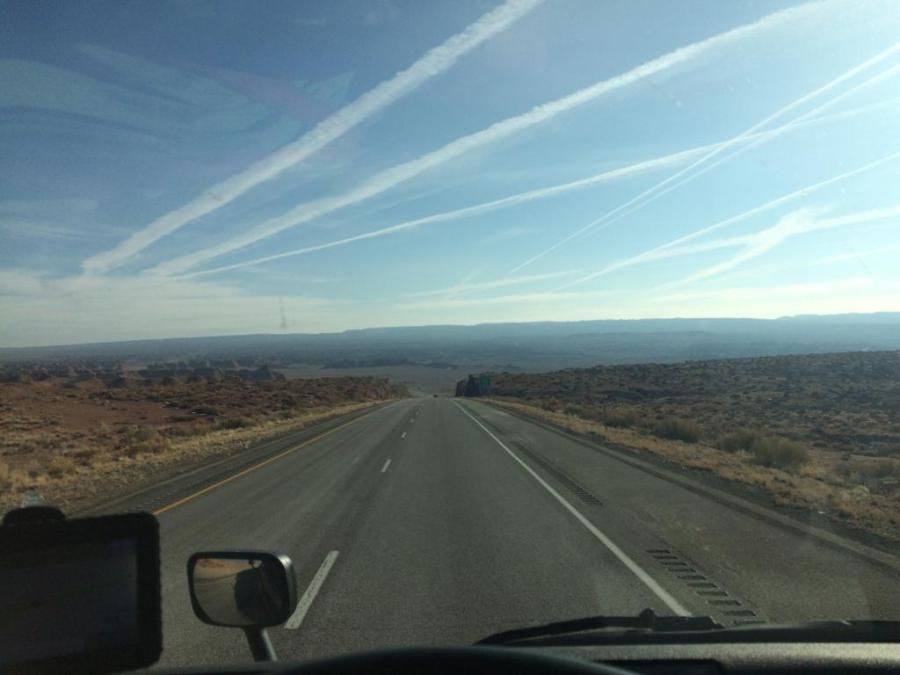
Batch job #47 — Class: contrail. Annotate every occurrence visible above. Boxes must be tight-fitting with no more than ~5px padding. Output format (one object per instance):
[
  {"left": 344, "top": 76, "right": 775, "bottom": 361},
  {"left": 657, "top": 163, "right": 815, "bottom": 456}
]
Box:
[
  {"left": 811, "top": 243, "right": 900, "bottom": 266},
  {"left": 615, "top": 60, "right": 900, "bottom": 237},
  {"left": 174, "top": 142, "right": 713, "bottom": 278},
  {"left": 508, "top": 41, "right": 900, "bottom": 274},
  {"left": 556, "top": 151, "right": 900, "bottom": 291},
  {"left": 80, "top": 0, "right": 543, "bottom": 273},
  {"left": 604, "top": 59, "right": 900, "bottom": 252},
  {"left": 669, "top": 203, "right": 900, "bottom": 287},
  {"left": 151, "top": 0, "right": 829, "bottom": 277},
  {"left": 177, "top": 100, "right": 885, "bottom": 278},
  {"left": 405, "top": 270, "right": 580, "bottom": 299}
]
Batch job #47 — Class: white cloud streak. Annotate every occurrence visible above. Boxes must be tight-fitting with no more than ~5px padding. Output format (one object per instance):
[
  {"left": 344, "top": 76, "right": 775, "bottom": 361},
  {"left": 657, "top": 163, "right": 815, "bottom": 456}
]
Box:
[
  {"left": 558, "top": 151, "right": 900, "bottom": 290},
  {"left": 178, "top": 104, "right": 871, "bottom": 279},
  {"left": 480, "top": 225, "right": 535, "bottom": 245},
  {"left": 406, "top": 270, "right": 580, "bottom": 299},
  {"left": 81, "top": 0, "right": 543, "bottom": 273},
  {"left": 398, "top": 289, "right": 614, "bottom": 311},
  {"left": 668, "top": 204, "right": 900, "bottom": 287},
  {"left": 811, "top": 243, "right": 900, "bottom": 266},
  {"left": 177, "top": 142, "right": 719, "bottom": 278},
  {"left": 687, "top": 239, "right": 900, "bottom": 282},
  {"left": 152, "top": 0, "right": 829, "bottom": 277},
  {"left": 1, "top": 222, "right": 92, "bottom": 241},
  {"left": 509, "top": 41, "right": 900, "bottom": 274}
]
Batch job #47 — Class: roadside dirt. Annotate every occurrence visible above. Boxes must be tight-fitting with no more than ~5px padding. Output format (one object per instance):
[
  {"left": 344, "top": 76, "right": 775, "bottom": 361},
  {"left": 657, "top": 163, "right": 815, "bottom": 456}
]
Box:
[
  {"left": 0, "top": 375, "right": 405, "bottom": 513},
  {"left": 488, "top": 397, "right": 900, "bottom": 544}
]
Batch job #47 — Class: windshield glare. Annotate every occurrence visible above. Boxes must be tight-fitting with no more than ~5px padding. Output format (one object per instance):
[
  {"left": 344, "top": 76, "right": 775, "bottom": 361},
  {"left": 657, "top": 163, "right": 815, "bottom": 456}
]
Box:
[{"left": 1, "top": 0, "right": 900, "bottom": 667}]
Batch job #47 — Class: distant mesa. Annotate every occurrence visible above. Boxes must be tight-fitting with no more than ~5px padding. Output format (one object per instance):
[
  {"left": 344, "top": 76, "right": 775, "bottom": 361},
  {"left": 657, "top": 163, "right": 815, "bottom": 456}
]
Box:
[
  {"left": 136, "top": 363, "right": 285, "bottom": 383},
  {"left": 323, "top": 357, "right": 412, "bottom": 369},
  {"left": 4, "top": 314, "right": 900, "bottom": 383},
  {"left": 0, "top": 359, "right": 289, "bottom": 387}
]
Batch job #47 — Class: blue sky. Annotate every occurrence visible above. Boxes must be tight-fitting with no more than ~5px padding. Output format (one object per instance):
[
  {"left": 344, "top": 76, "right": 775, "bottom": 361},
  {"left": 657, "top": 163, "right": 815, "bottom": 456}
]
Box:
[{"left": 1, "top": 0, "right": 899, "bottom": 347}]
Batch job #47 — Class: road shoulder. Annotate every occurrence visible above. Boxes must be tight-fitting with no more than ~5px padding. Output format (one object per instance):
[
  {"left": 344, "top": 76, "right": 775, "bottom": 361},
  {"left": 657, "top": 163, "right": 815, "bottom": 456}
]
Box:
[{"left": 466, "top": 398, "right": 900, "bottom": 574}]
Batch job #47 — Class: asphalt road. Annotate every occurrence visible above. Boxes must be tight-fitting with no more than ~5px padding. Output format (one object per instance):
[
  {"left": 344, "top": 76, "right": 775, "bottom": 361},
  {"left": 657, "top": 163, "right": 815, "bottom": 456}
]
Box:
[{"left": 131, "top": 397, "right": 900, "bottom": 669}]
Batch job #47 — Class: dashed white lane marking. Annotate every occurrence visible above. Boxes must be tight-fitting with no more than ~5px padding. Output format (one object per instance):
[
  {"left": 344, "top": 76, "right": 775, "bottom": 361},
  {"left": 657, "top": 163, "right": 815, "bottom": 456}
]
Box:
[
  {"left": 454, "top": 402, "right": 690, "bottom": 617},
  {"left": 351, "top": 455, "right": 361, "bottom": 464},
  {"left": 381, "top": 458, "right": 392, "bottom": 473},
  {"left": 401, "top": 431, "right": 407, "bottom": 439},
  {"left": 286, "top": 550, "right": 339, "bottom": 629}
]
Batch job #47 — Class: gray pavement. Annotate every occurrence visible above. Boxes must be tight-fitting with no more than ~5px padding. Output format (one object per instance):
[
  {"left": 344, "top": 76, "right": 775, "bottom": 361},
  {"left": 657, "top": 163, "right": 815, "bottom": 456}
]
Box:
[{"left": 144, "top": 397, "right": 900, "bottom": 669}]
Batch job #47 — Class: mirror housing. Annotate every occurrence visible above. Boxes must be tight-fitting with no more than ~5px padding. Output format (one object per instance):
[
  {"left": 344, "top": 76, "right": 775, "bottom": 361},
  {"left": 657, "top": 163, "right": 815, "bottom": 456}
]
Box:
[{"left": 188, "top": 551, "right": 297, "bottom": 628}]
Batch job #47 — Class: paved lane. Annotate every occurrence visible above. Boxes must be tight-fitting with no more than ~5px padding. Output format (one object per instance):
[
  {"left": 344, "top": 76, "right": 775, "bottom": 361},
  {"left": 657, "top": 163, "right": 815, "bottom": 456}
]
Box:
[
  {"left": 291, "top": 397, "right": 672, "bottom": 658},
  {"left": 146, "top": 397, "right": 900, "bottom": 668},
  {"left": 463, "top": 400, "right": 900, "bottom": 623}
]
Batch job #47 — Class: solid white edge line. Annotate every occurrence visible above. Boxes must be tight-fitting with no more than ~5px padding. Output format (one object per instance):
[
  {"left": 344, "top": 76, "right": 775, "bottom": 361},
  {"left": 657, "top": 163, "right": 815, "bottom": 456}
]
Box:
[
  {"left": 454, "top": 401, "right": 691, "bottom": 617},
  {"left": 381, "top": 458, "right": 392, "bottom": 473},
  {"left": 286, "top": 550, "right": 340, "bottom": 629}
]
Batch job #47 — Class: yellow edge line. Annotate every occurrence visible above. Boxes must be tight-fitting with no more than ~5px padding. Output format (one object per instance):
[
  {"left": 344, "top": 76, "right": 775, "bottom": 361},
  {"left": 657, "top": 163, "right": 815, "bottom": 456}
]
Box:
[{"left": 153, "top": 414, "right": 363, "bottom": 516}]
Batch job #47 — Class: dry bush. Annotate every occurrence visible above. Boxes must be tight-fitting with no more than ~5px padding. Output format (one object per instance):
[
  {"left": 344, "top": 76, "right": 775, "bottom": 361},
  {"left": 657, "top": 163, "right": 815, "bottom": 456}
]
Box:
[
  {"left": 718, "top": 430, "right": 761, "bottom": 453},
  {"left": 142, "top": 441, "right": 169, "bottom": 454},
  {"left": 67, "top": 449, "right": 97, "bottom": 467},
  {"left": 836, "top": 458, "right": 900, "bottom": 492},
  {"left": 858, "top": 460, "right": 900, "bottom": 480},
  {"left": 120, "top": 427, "right": 168, "bottom": 455},
  {"left": 131, "top": 427, "right": 158, "bottom": 442},
  {"left": 165, "top": 424, "right": 206, "bottom": 438},
  {"left": 750, "top": 436, "right": 809, "bottom": 469},
  {"left": 604, "top": 408, "right": 640, "bottom": 429},
  {"left": 652, "top": 417, "right": 701, "bottom": 443},
  {"left": 191, "top": 405, "right": 220, "bottom": 416},
  {"left": 213, "top": 416, "right": 254, "bottom": 431},
  {"left": 47, "top": 456, "right": 78, "bottom": 478},
  {"left": 8, "top": 439, "right": 38, "bottom": 455}
]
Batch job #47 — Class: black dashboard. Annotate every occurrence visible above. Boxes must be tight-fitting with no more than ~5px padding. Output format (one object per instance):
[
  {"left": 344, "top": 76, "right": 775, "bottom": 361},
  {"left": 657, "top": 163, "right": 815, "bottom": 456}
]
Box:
[{"left": 154, "top": 643, "right": 900, "bottom": 675}]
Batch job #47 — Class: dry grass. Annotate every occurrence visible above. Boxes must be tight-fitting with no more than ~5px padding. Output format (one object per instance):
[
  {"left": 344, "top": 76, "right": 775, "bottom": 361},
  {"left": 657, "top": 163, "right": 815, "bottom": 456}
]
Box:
[
  {"left": 651, "top": 417, "right": 701, "bottom": 443},
  {"left": 488, "top": 398, "right": 900, "bottom": 542},
  {"left": 748, "top": 435, "right": 810, "bottom": 469},
  {"left": 718, "top": 430, "right": 760, "bottom": 453},
  {"left": 2, "top": 401, "right": 387, "bottom": 513},
  {"left": 484, "top": 351, "right": 900, "bottom": 459},
  {"left": 0, "top": 374, "right": 406, "bottom": 513},
  {"left": 467, "top": 351, "right": 900, "bottom": 541}
]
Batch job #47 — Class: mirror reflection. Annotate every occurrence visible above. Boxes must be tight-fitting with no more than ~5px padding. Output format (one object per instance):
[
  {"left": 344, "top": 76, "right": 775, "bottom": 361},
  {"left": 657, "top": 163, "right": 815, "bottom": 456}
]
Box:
[{"left": 191, "top": 557, "right": 290, "bottom": 627}]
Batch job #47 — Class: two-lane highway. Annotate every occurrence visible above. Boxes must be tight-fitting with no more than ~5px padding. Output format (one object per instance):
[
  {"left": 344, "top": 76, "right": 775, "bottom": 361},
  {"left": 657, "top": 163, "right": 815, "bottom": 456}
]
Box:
[{"left": 141, "top": 397, "right": 900, "bottom": 668}]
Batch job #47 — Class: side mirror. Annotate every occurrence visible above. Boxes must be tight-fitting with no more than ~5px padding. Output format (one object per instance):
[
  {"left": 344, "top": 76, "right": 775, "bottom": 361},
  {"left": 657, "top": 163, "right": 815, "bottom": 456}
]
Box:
[{"left": 188, "top": 551, "right": 297, "bottom": 629}]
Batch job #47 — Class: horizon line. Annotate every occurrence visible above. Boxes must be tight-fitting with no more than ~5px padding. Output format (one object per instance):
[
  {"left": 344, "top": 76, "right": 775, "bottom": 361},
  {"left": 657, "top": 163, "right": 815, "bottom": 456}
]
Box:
[{"left": 2, "top": 310, "right": 899, "bottom": 351}]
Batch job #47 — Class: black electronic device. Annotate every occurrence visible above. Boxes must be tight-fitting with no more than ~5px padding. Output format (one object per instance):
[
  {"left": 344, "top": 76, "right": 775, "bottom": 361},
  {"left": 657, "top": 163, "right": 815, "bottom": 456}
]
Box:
[{"left": 0, "top": 509, "right": 161, "bottom": 674}]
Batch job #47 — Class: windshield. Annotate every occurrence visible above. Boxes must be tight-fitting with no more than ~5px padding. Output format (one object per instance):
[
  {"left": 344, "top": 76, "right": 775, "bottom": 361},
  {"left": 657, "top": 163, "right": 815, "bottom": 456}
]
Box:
[{"left": 1, "top": 0, "right": 899, "bottom": 667}]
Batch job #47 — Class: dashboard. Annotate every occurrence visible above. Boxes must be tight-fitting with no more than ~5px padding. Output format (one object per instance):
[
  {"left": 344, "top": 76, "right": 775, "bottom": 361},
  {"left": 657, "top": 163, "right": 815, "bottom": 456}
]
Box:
[{"left": 153, "top": 643, "right": 900, "bottom": 675}]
